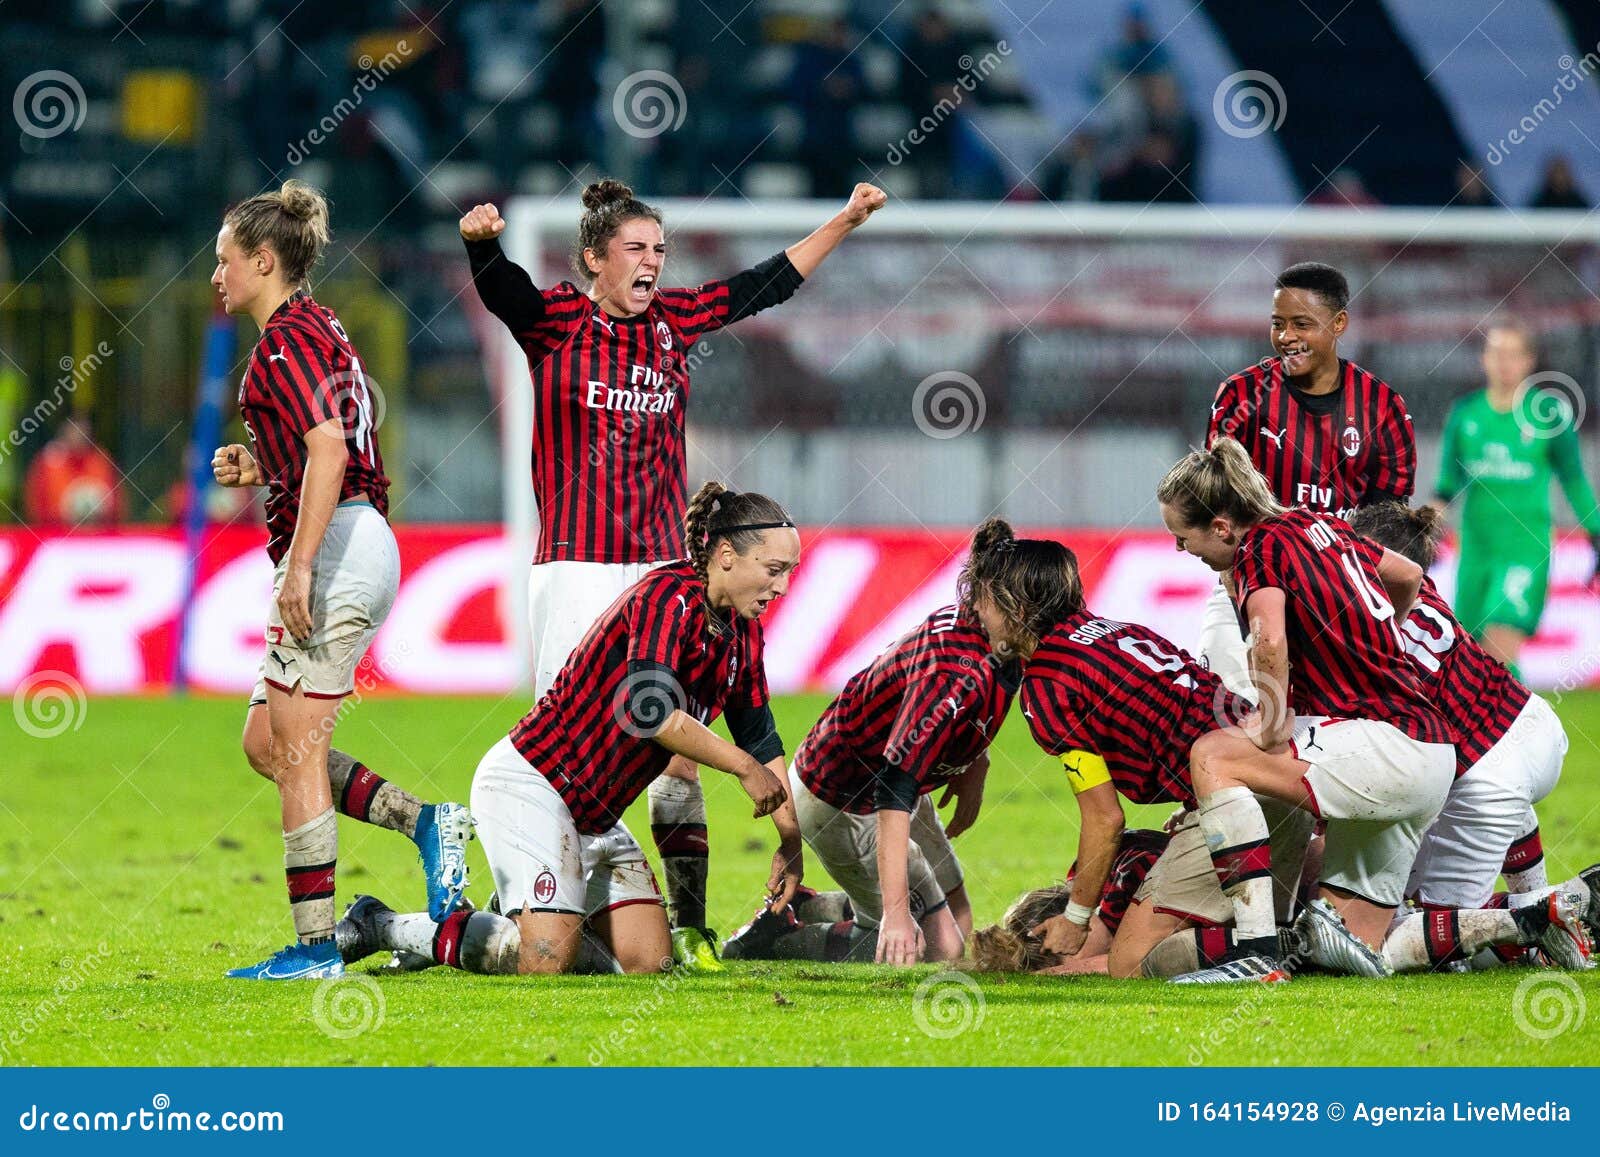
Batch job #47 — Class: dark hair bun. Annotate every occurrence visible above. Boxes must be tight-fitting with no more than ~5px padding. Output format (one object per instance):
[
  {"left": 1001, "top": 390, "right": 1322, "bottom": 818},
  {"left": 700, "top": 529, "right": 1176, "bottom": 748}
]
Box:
[
  {"left": 582, "top": 179, "right": 635, "bottom": 212},
  {"left": 972, "top": 517, "right": 1016, "bottom": 556}
]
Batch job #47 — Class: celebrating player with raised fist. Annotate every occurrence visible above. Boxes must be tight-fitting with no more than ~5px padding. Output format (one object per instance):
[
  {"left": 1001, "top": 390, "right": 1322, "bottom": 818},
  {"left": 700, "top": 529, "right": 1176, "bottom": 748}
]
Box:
[
  {"left": 211, "top": 181, "right": 472, "bottom": 981},
  {"left": 462, "top": 179, "right": 884, "bottom": 970}
]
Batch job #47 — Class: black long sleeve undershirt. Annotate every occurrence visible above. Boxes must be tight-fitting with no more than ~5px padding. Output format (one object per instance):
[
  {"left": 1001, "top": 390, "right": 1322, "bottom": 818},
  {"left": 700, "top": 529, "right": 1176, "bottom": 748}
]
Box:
[
  {"left": 464, "top": 236, "right": 546, "bottom": 338},
  {"left": 721, "top": 251, "right": 805, "bottom": 322}
]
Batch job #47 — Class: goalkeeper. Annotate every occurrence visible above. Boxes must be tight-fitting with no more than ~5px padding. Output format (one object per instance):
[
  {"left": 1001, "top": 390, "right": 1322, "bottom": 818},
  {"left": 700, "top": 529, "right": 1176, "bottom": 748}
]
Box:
[{"left": 1433, "top": 317, "right": 1600, "bottom": 675}]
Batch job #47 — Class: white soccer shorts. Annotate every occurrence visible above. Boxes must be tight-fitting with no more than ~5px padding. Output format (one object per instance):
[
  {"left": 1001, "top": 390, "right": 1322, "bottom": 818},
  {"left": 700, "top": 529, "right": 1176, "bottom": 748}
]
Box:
[
  {"left": 1293, "top": 716, "right": 1455, "bottom": 907},
  {"left": 1407, "top": 695, "right": 1566, "bottom": 908},
  {"left": 527, "top": 559, "right": 669, "bottom": 700},
  {"left": 249, "top": 502, "right": 399, "bottom": 704},
  {"left": 471, "top": 735, "right": 663, "bottom": 918},
  {"left": 789, "top": 765, "right": 958, "bottom": 929}
]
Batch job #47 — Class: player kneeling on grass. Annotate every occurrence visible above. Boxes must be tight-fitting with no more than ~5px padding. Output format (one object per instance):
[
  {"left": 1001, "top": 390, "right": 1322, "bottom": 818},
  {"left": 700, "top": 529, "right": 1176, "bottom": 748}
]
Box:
[
  {"left": 211, "top": 182, "right": 472, "bottom": 981},
  {"left": 1155, "top": 439, "right": 1591, "bottom": 981},
  {"left": 723, "top": 521, "right": 1023, "bottom": 966},
  {"left": 336, "top": 483, "right": 804, "bottom": 975},
  {"left": 984, "top": 535, "right": 1312, "bottom": 982},
  {"left": 1348, "top": 502, "right": 1597, "bottom": 969}
]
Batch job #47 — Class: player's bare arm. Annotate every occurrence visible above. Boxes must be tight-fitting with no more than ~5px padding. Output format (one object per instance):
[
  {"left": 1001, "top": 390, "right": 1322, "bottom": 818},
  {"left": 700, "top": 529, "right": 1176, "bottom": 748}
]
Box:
[
  {"left": 1034, "top": 778, "right": 1123, "bottom": 957},
  {"left": 1375, "top": 547, "right": 1423, "bottom": 622},
  {"left": 276, "top": 419, "right": 349, "bottom": 642},
  {"left": 875, "top": 805, "right": 924, "bottom": 966},
  {"left": 211, "top": 443, "right": 262, "bottom": 488},
  {"left": 764, "top": 760, "right": 804, "bottom": 913},
  {"left": 650, "top": 709, "right": 788, "bottom": 817},
  {"left": 1244, "top": 587, "right": 1293, "bottom": 750},
  {"left": 784, "top": 183, "right": 887, "bottom": 278}
]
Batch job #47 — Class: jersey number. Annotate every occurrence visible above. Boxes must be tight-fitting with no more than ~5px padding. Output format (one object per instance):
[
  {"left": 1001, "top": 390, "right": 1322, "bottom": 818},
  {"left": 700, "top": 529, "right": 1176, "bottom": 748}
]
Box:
[
  {"left": 1118, "top": 636, "right": 1198, "bottom": 689},
  {"left": 328, "top": 317, "right": 377, "bottom": 457},
  {"left": 1303, "top": 518, "right": 1398, "bottom": 632},
  {"left": 1399, "top": 604, "right": 1456, "bottom": 672}
]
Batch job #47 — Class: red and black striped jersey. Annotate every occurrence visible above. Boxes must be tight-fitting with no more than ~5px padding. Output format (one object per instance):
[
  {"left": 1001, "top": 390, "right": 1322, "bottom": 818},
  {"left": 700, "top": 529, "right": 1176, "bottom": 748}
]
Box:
[
  {"left": 794, "top": 606, "right": 1017, "bottom": 814},
  {"left": 237, "top": 291, "right": 390, "bottom": 565},
  {"left": 1396, "top": 575, "right": 1530, "bottom": 776},
  {"left": 509, "top": 560, "right": 771, "bottom": 833},
  {"left": 1231, "top": 509, "right": 1451, "bottom": 744},
  {"left": 468, "top": 240, "right": 803, "bottom": 565},
  {"left": 1068, "top": 827, "right": 1169, "bottom": 935},
  {"left": 1207, "top": 358, "right": 1415, "bottom": 518},
  {"left": 1022, "top": 611, "right": 1244, "bottom": 807}
]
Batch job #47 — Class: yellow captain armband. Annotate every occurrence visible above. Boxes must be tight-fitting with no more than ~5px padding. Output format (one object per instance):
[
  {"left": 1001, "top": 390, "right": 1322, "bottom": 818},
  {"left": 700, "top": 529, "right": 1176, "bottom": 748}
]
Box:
[{"left": 1060, "top": 749, "right": 1111, "bottom": 794}]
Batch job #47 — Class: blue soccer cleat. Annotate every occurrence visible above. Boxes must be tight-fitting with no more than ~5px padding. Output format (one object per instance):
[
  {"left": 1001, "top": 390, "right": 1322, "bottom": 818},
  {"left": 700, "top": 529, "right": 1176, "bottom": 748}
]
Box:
[
  {"left": 226, "top": 939, "right": 344, "bottom": 980},
  {"left": 414, "top": 802, "right": 475, "bottom": 921}
]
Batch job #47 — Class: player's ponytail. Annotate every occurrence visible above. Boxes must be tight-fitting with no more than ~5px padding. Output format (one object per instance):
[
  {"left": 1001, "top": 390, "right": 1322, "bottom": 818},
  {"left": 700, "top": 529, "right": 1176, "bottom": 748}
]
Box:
[
  {"left": 1156, "top": 437, "right": 1285, "bottom": 531},
  {"left": 573, "top": 178, "right": 663, "bottom": 283},
  {"left": 958, "top": 519, "right": 1083, "bottom": 656},
  {"left": 1349, "top": 502, "right": 1447, "bottom": 569},
  {"left": 223, "top": 179, "right": 331, "bottom": 286}
]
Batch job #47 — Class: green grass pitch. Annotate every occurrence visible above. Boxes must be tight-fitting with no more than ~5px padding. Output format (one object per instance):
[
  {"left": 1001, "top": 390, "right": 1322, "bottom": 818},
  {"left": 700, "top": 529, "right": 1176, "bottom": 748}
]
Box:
[{"left": 5, "top": 692, "right": 1598, "bottom": 1066}]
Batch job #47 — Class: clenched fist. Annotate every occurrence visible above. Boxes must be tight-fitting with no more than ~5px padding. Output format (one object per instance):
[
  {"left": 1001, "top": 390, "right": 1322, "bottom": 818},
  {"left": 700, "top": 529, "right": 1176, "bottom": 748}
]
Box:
[
  {"left": 212, "top": 444, "right": 261, "bottom": 488},
  {"left": 841, "top": 183, "right": 887, "bottom": 227},
  {"left": 459, "top": 203, "right": 506, "bottom": 242}
]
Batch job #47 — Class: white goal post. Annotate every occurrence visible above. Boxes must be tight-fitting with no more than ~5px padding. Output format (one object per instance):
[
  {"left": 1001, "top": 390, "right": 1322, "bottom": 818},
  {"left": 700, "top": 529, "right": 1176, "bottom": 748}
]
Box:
[{"left": 495, "top": 197, "right": 1600, "bottom": 684}]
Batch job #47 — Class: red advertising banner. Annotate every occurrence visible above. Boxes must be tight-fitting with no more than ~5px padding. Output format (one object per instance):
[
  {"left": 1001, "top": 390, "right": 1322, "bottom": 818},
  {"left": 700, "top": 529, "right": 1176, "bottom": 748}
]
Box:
[{"left": 2, "top": 526, "right": 1596, "bottom": 696}]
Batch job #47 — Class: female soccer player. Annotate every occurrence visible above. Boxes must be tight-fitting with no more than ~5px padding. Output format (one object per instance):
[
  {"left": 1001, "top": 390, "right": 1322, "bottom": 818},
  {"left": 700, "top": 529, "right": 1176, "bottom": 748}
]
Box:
[
  {"left": 336, "top": 483, "right": 804, "bottom": 975},
  {"left": 1156, "top": 438, "right": 1458, "bottom": 975},
  {"left": 461, "top": 178, "right": 885, "bottom": 968},
  {"left": 1433, "top": 317, "right": 1600, "bottom": 675},
  {"left": 1199, "top": 262, "right": 1415, "bottom": 695},
  {"left": 1349, "top": 502, "right": 1600, "bottom": 952},
  {"left": 970, "top": 523, "right": 1312, "bottom": 981},
  {"left": 210, "top": 180, "right": 472, "bottom": 981},
  {"left": 970, "top": 829, "right": 1170, "bottom": 975},
  {"left": 724, "top": 522, "right": 1020, "bottom": 967}
]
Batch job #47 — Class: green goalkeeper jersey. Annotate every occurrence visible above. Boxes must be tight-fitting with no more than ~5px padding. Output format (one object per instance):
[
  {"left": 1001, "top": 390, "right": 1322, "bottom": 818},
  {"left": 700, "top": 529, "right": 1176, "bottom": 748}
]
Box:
[{"left": 1435, "top": 388, "right": 1600, "bottom": 555}]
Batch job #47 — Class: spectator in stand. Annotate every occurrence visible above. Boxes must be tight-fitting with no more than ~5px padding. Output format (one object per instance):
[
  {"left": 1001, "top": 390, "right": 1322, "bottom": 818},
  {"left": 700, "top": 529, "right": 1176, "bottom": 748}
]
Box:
[
  {"left": 1097, "top": 3, "right": 1172, "bottom": 83},
  {"left": 898, "top": 9, "right": 966, "bottom": 198},
  {"left": 1453, "top": 160, "right": 1495, "bottom": 207},
  {"left": 1140, "top": 73, "right": 1198, "bottom": 188},
  {"left": 1530, "top": 155, "right": 1591, "bottom": 209},
  {"left": 790, "top": 18, "right": 866, "bottom": 197},
  {"left": 1099, "top": 131, "right": 1192, "bottom": 204},
  {"left": 23, "top": 417, "right": 121, "bottom": 527},
  {"left": 545, "top": 0, "right": 605, "bottom": 168}
]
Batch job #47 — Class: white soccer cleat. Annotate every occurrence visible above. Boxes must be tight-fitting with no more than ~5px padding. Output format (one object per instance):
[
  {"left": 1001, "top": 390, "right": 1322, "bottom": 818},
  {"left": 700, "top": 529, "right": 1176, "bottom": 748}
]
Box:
[
  {"left": 1170, "top": 955, "right": 1291, "bottom": 984},
  {"left": 1536, "top": 890, "right": 1595, "bottom": 971},
  {"left": 1293, "top": 898, "right": 1393, "bottom": 978}
]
